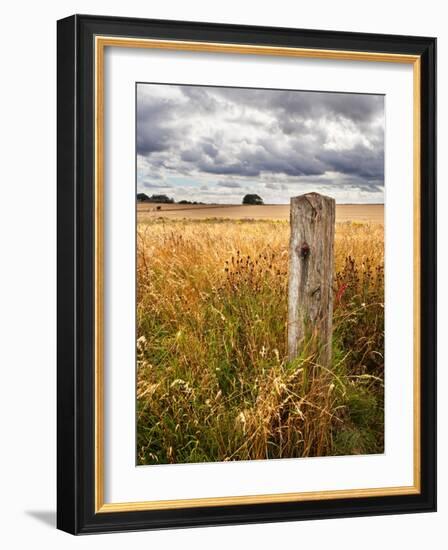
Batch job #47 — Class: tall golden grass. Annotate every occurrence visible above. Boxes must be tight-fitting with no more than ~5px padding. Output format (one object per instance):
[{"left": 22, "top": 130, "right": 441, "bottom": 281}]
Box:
[{"left": 136, "top": 219, "right": 384, "bottom": 464}]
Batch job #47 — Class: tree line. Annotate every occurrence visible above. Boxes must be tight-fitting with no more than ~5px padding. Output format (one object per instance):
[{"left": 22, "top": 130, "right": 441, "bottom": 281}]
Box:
[{"left": 137, "top": 193, "right": 264, "bottom": 205}]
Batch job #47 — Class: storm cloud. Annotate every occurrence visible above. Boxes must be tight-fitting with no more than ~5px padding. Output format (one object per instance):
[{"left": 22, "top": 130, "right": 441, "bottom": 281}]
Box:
[{"left": 137, "top": 84, "right": 384, "bottom": 204}]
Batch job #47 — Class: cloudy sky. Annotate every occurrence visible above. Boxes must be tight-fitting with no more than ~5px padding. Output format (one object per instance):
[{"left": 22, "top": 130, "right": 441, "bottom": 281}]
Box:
[{"left": 137, "top": 83, "right": 384, "bottom": 204}]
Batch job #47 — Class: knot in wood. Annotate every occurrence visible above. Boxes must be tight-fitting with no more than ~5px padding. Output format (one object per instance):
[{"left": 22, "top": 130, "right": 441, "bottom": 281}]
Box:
[{"left": 298, "top": 242, "right": 310, "bottom": 259}]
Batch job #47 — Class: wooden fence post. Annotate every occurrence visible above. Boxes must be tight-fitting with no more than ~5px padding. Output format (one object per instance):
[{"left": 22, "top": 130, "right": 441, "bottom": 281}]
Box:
[{"left": 288, "top": 192, "right": 335, "bottom": 366}]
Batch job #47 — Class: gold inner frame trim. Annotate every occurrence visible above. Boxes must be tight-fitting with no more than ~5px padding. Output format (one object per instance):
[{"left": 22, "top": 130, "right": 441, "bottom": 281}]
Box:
[{"left": 94, "top": 35, "right": 421, "bottom": 513}]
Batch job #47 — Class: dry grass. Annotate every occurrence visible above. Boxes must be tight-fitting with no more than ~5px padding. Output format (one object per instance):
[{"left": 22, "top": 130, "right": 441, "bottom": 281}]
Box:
[{"left": 136, "top": 219, "right": 384, "bottom": 464}]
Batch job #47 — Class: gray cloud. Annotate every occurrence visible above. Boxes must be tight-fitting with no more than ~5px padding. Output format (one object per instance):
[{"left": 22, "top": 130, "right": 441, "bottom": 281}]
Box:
[
  {"left": 137, "top": 84, "right": 384, "bottom": 203},
  {"left": 317, "top": 146, "right": 384, "bottom": 181},
  {"left": 218, "top": 181, "right": 242, "bottom": 188},
  {"left": 141, "top": 181, "right": 173, "bottom": 189}
]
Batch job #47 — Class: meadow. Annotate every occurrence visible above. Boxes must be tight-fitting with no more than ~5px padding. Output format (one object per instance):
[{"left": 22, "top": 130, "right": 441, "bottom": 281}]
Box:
[{"left": 136, "top": 213, "right": 384, "bottom": 465}]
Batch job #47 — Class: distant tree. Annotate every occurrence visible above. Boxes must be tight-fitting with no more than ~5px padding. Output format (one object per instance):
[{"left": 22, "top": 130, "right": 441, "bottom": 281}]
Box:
[
  {"left": 178, "top": 200, "right": 205, "bottom": 205},
  {"left": 147, "top": 194, "right": 174, "bottom": 204},
  {"left": 137, "top": 192, "right": 150, "bottom": 202},
  {"left": 242, "top": 194, "right": 264, "bottom": 205}
]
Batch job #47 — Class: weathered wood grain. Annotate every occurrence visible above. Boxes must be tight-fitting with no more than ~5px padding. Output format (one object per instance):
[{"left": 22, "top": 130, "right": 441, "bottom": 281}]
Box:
[{"left": 288, "top": 193, "right": 335, "bottom": 366}]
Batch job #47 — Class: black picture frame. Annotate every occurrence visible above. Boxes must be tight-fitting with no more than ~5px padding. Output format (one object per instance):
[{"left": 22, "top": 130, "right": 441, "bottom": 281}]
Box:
[{"left": 57, "top": 14, "right": 436, "bottom": 535}]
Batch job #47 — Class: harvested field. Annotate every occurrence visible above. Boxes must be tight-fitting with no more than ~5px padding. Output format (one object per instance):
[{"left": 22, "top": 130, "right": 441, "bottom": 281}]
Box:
[{"left": 137, "top": 203, "right": 384, "bottom": 223}]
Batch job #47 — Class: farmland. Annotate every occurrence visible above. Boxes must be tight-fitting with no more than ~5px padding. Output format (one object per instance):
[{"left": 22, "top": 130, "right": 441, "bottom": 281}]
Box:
[
  {"left": 137, "top": 202, "right": 384, "bottom": 223},
  {"left": 136, "top": 205, "right": 384, "bottom": 465}
]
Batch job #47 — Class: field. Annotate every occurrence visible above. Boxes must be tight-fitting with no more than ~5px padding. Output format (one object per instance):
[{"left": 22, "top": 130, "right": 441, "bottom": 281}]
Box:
[
  {"left": 136, "top": 205, "right": 384, "bottom": 465},
  {"left": 137, "top": 202, "right": 384, "bottom": 223}
]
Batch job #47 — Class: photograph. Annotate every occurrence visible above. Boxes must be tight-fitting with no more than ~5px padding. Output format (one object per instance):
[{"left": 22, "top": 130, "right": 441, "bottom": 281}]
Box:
[
  {"left": 0, "top": 0, "right": 441, "bottom": 542},
  {"left": 136, "top": 83, "right": 386, "bottom": 465},
  {"left": 54, "top": 13, "right": 436, "bottom": 535}
]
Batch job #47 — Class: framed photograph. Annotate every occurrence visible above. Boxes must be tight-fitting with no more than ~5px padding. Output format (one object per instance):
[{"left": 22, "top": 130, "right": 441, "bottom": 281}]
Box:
[{"left": 57, "top": 14, "right": 436, "bottom": 534}]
